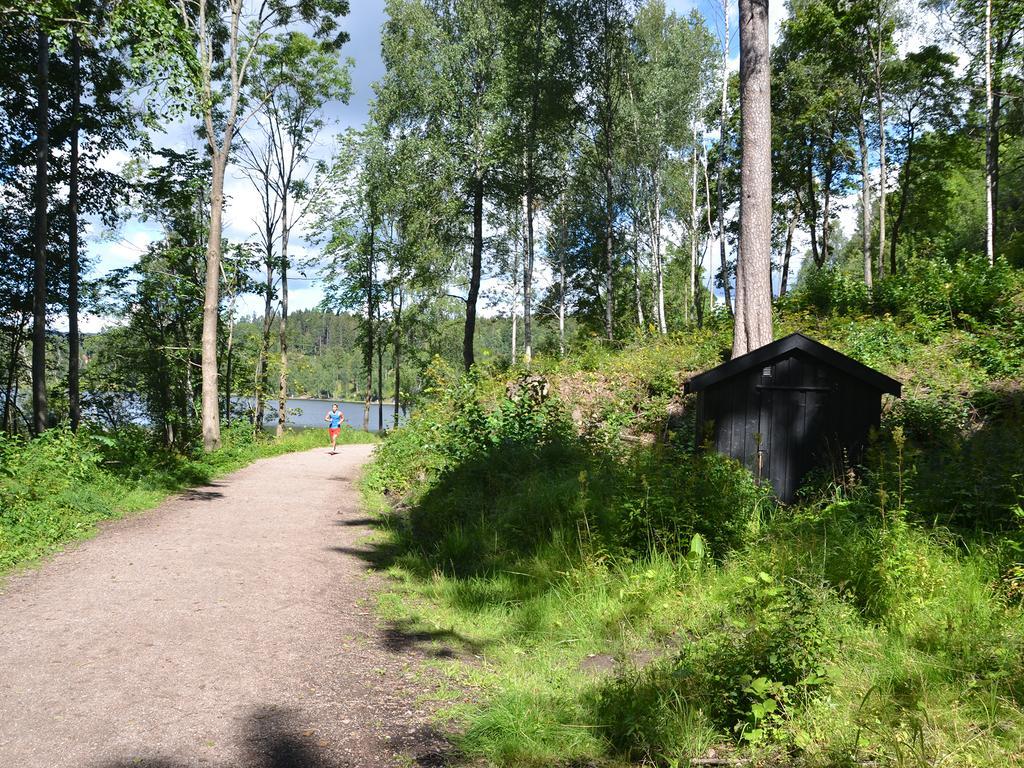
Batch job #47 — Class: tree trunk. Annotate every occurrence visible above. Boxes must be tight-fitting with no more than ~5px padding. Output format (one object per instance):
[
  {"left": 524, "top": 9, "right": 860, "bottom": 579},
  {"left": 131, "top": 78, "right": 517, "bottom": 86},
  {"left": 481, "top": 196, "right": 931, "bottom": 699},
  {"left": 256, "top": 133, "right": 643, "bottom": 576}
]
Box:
[
  {"left": 633, "top": 224, "right": 645, "bottom": 328},
  {"left": 376, "top": 296, "right": 383, "bottom": 430},
  {"left": 201, "top": 152, "right": 226, "bottom": 451},
  {"left": 603, "top": 156, "right": 615, "bottom": 341},
  {"left": 463, "top": 170, "right": 483, "bottom": 370},
  {"left": 276, "top": 269, "right": 288, "bottom": 435},
  {"left": 858, "top": 113, "right": 873, "bottom": 289},
  {"left": 224, "top": 308, "right": 235, "bottom": 427},
  {"left": 32, "top": 29, "right": 49, "bottom": 436},
  {"left": 778, "top": 217, "right": 794, "bottom": 301},
  {"left": 558, "top": 239, "right": 565, "bottom": 357},
  {"left": 276, "top": 186, "right": 290, "bottom": 436},
  {"left": 523, "top": 189, "right": 534, "bottom": 364},
  {"left": 68, "top": 27, "right": 81, "bottom": 431},
  {"left": 780, "top": 213, "right": 794, "bottom": 297},
  {"left": 717, "top": 0, "right": 732, "bottom": 314},
  {"left": 653, "top": 167, "right": 667, "bottom": 334},
  {"left": 393, "top": 289, "right": 402, "bottom": 429},
  {"left": 890, "top": 128, "right": 914, "bottom": 273},
  {"left": 689, "top": 126, "right": 699, "bottom": 327},
  {"left": 253, "top": 258, "right": 274, "bottom": 431},
  {"left": 363, "top": 248, "right": 373, "bottom": 433},
  {"left": 700, "top": 146, "right": 715, "bottom": 327},
  {"left": 875, "top": 1, "right": 887, "bottom": 279},
  {"left": 822, "top": 161, "right": 832, "bottom": 264},
  {"left": 984, "top": 0, "right": 995, "bottom": 265},
  {"left": 733, "top": 0, "right": 773, "bottom": 358},
  {"left": 3, "top": 316, "right": 27, "bottom": 435},
  {"left": 806, "top": 153, "right": 822, "bottom": 267}
]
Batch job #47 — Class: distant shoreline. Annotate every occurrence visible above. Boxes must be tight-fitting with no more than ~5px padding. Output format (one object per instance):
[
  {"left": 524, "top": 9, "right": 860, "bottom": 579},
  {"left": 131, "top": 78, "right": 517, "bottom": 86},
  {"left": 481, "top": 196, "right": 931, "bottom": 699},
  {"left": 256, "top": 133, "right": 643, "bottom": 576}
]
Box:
[{"left": 282, "top": 397, "right": 399, "bottom": 406}]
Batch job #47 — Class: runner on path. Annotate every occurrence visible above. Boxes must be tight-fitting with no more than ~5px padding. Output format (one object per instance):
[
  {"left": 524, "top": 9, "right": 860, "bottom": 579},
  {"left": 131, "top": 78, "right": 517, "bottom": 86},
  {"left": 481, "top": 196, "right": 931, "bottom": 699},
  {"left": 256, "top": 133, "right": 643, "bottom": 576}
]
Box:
[{"left": 324, "top": 403, "right": 345, "bottom": 454}]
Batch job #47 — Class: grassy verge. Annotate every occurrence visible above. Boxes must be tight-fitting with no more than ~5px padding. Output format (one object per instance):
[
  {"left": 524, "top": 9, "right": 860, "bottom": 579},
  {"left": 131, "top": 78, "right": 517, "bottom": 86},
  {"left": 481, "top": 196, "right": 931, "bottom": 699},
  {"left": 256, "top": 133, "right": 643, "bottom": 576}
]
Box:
[
  {"left": 358, "top": 263, "right": 1024, "bottom": 767},
  {"left": 0, "top": 422, "right": 376, "bottom": 575}
]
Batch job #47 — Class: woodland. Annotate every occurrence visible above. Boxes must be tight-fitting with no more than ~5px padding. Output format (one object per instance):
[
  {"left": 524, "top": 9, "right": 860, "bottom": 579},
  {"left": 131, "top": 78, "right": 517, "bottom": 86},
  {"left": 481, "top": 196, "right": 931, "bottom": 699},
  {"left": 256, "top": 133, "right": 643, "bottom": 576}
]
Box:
[{"left": 2, "top": 0, "right": 1024, "bottom": 765}]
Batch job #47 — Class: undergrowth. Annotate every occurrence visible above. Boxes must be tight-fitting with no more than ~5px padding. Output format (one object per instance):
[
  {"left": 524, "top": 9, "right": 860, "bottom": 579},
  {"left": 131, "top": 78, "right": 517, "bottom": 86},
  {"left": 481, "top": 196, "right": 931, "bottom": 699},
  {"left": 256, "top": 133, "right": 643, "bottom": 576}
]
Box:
[
  {"left": 360, "top": 264, "right": 1024, "bottom": 767},
  {"left": 0, "top": 422, "right": 375, "bottom": 574}
]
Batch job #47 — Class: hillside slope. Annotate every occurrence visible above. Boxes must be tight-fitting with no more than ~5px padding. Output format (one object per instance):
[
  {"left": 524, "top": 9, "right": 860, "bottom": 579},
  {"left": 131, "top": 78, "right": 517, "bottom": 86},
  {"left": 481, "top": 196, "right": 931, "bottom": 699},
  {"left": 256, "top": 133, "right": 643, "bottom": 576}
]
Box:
[{"left": 362, "top": 261, "right": 1024, "bottom": 767}]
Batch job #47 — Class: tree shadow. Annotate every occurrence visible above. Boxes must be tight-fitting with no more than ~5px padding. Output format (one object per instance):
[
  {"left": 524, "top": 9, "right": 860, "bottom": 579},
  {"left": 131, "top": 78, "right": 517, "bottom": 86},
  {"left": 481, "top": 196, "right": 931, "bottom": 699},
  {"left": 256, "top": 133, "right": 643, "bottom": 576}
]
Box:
[
  {"left": 381, "top": 617, "right": 485, "bottom": 659},
  {"left": 332, "top": 517, "right": 378, "bottom": 527},
  {"left": 90, "top": 705, "right": 456, "bottom": 768},
  {"left": 178, "top": 485, "right": 225, "bottom": 502}
]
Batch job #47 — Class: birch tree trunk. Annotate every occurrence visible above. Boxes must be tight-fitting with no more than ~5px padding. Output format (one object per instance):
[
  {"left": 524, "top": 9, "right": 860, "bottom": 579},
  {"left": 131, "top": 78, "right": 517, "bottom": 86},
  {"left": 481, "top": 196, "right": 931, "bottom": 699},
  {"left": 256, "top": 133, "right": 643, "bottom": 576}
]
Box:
[
  {"left": 985, "top": 0, "right": 995, "bottom": 265},
  {"left": 511, "top": 196, "right": 522, "bottom": 364},
  {"left": 653, "top": 173, "right": 666, "bottom": 334},
  {"left": 393, "top": 288, "right": 402, "bottom": 429},
  {"left": 733, "top": 0, "right": 773, "bottom": 358},
  {"left": 32, "top": 28, "right": 49, "bottom": 436},
  {"left": 633, "top": 222, "right": 646, "bottom": 328},
  {"left": 875, "top": 0, "right": 887, "bottom": 279},
  {"left": 689, "top": 123, "right": 699, "bottom": 328},
  {"left": 523, "top": 190, "right": 534, "bottom": 364},
  {"left": 276, "top": 189, "right": 290, "bottom": 436},
  {"left": 858, "top": 113, "right": 873, "bottom": 289},
  {"left": 717, "top": 0, "right": 732, "bottom": 314},
  {"left": 363, "top": 226, "right": 374, "bottom": 432}
]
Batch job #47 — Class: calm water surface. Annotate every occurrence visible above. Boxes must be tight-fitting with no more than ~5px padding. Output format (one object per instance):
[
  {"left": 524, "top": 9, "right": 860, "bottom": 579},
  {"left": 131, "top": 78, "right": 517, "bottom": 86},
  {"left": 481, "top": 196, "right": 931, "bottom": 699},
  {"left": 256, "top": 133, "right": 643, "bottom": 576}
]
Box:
[{"left": 247, "top": 398, "right": 406, "bottom": 432}]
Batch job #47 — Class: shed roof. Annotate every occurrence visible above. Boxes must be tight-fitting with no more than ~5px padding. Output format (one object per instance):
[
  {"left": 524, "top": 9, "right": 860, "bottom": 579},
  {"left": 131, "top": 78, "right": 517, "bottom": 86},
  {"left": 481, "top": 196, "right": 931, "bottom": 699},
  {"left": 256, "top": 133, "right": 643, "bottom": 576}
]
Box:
[{"left": 684, "top": 332, "right": 902, "bottom": 396}]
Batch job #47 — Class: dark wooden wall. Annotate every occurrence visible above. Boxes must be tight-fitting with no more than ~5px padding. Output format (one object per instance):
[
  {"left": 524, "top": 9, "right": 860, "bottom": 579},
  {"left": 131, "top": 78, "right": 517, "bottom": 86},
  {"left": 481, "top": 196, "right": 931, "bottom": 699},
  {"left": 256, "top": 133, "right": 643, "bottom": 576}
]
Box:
[{"left": 696, "top": 350, "right": 883, "bottom": 502}]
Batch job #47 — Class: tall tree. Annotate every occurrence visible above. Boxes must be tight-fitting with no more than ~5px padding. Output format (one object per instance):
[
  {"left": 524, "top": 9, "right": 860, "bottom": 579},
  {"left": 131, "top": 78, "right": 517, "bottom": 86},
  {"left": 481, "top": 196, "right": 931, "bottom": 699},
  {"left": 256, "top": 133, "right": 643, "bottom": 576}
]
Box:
[
  {"left": 67, "top": 23, "right": 81, "bottom": 430},
  {"left": 171, "top": 0, "right": 348, "bottom": 450},
  {"left": 625, "top": 1, "right": 716, "bottom": 334},
  {"left": 241, "top": 32, "right": 351, "bottom": 435},
  {"left": 376, "top": 0, "right": 506, "bottom": 371},
  {"left": 577, "top": 0, "right": 632, "bottom": 340},
  {"left": 887, "top": 45, "right": 959, "bottom": 271},
  {"left": 32, "top": 27, "right": 49, "bottom": 435},
  {"left": 733, "top": 0, "right": 773, "bottom": 357},
  {"left": 501, "top": 0, "right": 577, "bottom": 363}
]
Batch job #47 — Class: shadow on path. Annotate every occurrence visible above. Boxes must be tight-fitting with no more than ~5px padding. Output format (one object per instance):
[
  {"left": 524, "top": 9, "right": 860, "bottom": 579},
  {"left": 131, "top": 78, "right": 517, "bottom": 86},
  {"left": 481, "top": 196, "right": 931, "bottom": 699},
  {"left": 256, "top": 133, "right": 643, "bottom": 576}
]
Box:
[
  {"left": 381, "top": 617, "right": 484, "bottom": 659},
  {"left": 178, "top": 484, "right": 226, "bottom": 502},
  {"left": 91, "top": 706, "right": 457, "bottom": 768}
]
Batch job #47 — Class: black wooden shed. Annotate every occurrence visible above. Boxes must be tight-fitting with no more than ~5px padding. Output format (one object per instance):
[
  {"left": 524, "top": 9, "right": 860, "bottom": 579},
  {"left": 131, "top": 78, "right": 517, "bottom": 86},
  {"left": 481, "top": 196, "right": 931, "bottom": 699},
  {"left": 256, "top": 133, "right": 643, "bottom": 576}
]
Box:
[{"left": 684, "top": 333, "right": 901, "bottom": 502}]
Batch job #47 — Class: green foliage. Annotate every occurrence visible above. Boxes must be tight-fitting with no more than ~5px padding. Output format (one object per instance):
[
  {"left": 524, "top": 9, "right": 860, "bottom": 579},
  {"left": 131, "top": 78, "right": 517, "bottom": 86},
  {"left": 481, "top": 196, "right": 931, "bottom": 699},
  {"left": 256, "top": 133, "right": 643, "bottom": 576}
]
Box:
[
  {"left": 615, "top": 449, "right": 770, "bottom": 557},
  {"left": 786, "top": 264, "right": 872, "bottom": 315},
  {"left": 598, "top": 576, "right": 842, "bottom": 758},
  {"left": 873, "top": 257, "right": 1020, "bottom": 326},
  {"left": 361, "top": 309, "right": 1024, "bottom": 767}
]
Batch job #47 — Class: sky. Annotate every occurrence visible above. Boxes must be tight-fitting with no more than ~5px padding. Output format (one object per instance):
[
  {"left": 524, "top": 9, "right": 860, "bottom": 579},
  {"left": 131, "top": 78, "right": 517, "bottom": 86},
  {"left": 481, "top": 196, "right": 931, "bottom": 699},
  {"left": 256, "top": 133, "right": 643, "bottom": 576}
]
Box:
[{"left": 75, "top": 0, "right": 791, "bottom": 333}]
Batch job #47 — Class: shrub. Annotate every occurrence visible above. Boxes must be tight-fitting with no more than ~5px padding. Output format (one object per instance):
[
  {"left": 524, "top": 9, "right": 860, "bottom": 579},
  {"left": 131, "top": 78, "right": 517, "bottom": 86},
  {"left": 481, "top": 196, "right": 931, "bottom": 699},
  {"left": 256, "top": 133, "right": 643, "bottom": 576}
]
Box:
[
  {"left": 786, "top": 265, "right": 871, "bottom": 315},
  {"left": 873, "top": 255, "right": 1018, "bottom": 325},
  {"left": 596, "top": 574, "right": 845, "bottom": 761},
  {"left": 615, "top": 449, "right": 772, "bottom": 558}
]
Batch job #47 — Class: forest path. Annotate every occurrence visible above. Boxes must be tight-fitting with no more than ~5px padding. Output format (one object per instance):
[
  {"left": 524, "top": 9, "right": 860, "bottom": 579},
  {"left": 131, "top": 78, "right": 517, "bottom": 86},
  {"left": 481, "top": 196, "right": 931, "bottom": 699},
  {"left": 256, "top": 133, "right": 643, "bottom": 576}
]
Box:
[{"left": 0, "top": 443, "right": 448, "bottom": 768}]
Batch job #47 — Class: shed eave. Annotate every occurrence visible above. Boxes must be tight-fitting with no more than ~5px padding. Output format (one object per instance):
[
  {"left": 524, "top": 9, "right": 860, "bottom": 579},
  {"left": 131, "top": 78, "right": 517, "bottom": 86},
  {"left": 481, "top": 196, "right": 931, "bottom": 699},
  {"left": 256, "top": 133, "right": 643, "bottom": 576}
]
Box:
[{"left": 683, "top": 333, "right": 901, "bottom": 396}]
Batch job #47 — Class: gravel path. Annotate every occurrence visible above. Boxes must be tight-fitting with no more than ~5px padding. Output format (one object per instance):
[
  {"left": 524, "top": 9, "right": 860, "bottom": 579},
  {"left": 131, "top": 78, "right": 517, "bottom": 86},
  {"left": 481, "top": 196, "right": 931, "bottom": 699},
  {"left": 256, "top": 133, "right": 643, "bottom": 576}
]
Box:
[{"left": 0, "top": 444, "right": 450, "bottom": 768}]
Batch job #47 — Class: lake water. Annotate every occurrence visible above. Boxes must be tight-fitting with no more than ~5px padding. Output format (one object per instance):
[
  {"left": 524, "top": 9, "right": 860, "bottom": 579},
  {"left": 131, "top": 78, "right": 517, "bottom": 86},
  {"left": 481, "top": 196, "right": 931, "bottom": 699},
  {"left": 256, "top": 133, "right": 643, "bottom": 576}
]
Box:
[{"left": 246, "top": 398, "right": 406, "bottom": 432}]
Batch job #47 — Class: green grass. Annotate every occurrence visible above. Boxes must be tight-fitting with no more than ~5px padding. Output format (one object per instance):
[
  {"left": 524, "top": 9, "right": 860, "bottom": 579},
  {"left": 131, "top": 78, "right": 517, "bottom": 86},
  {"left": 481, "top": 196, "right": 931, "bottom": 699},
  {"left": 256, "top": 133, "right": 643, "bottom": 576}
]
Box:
[
  {"left": 0, "top": 422, "right": 377, "bottom": 575},
  {"left": 357, "top": 267, "right": 1024, "bottom": 767}
]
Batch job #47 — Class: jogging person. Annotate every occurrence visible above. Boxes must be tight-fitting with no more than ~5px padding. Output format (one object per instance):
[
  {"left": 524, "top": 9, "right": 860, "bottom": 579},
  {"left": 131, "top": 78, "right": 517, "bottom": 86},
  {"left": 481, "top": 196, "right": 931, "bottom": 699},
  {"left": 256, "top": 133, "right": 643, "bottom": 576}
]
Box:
[{"left": 324, "top": 404, "right": 345, "bottom": 454}]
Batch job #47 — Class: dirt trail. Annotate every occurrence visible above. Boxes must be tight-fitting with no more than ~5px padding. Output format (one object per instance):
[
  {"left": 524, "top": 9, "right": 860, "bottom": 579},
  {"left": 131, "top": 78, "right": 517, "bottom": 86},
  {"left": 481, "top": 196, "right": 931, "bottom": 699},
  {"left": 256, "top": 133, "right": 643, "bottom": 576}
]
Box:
[{"left": 0, "top": 444, "right": 448, "bottom": 768}]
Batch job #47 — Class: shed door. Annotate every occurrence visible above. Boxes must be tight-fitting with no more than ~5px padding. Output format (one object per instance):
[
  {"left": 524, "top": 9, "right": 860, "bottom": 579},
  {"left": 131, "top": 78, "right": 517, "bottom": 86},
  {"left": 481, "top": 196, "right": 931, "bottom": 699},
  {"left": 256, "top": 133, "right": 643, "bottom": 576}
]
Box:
[{"left": 757, "top": 385, "right": 832, "bottom": 502}]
